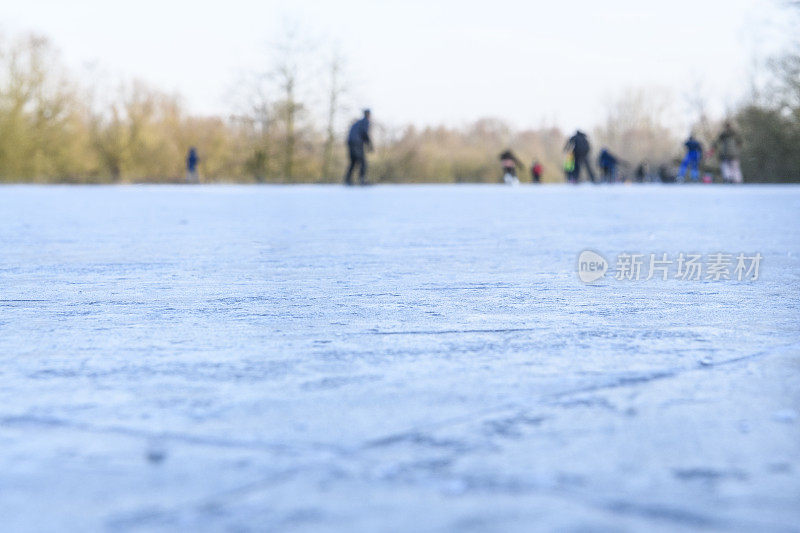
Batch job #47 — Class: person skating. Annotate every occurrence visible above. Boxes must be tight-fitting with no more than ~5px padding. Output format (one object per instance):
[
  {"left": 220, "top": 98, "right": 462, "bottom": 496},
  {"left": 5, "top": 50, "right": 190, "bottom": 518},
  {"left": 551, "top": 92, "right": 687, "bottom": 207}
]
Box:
[
  {"left": 677, "top": 133, "right": 703, "bottom": 183},
  {"left": 634, "top": 160, "right": 649, "bottom": 183},
  {"left": 597, "top": 148, "right": 619, "bottom": 183},
  {"left": 713, "top": 121, "right": 743, "bottom": 184},
  {"left": 344, "top": 109, "right": 373, "bottom": 186},
  {"left": 186, "top": 147, "right": 199, "bottom": 183},
  {"left": 531, "top": 160, "right": 543, "bottom": 183},
  {"left": 564, "top": 130, "right": 596, "bottom": 183},
  {"left": 499, "top": 150, "right": 523, "bottom": 185}
]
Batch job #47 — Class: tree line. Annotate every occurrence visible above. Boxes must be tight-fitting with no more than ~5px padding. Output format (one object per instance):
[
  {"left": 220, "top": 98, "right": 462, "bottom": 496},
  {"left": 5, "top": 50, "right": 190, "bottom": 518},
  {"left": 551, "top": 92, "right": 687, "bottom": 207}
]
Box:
[{"left": 1, "top": 30, "right": 798, "bottom": 183}]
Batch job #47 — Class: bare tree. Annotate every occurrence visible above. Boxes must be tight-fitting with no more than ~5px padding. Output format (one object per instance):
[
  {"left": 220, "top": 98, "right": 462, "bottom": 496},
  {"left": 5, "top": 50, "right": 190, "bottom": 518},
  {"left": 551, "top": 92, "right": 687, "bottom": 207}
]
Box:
[
  {"left": 230, "top": 71, "right": 274, "bottom": 181},
  {"left": 269, "top": 25, "right": 313, "bottom": 181},
  {"left": 321, "top": 51, "right": 346, "bottom": 180},
  {"left": 595, "top": 87, "right": 679, "bottom": 167}
]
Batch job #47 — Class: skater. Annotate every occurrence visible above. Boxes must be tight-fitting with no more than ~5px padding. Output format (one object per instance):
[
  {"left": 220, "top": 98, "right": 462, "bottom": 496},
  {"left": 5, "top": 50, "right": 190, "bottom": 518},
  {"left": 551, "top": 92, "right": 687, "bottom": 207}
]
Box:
[
  {"left": 677, "top": 133, "right": 703, "bottom": 183},
  {"left": 531, "top": 160, "right": 543, "bottom": 183},
  {"left": 634, "top": 160, "right": 649, "bottom": 183},
  {"left": 713, "top": 121, "right": 743, "bottom": 184},
  {"left": 658, "top": 162, "right": 677, "bottom": 183},
  {"left": 344, "top": 109, "right": 372, "bottom": 185},
  {"left": 564, "top": 130, "right": 596, "bottom": 183},
  {"left": 499, "top": 150, "right": 522, "bottom": 185},
  {"left": 597, "top": 148, "right": 619, "bottom": 183},
  {"left": 186, "top": 147, "right": 199, "bottom": 183}
]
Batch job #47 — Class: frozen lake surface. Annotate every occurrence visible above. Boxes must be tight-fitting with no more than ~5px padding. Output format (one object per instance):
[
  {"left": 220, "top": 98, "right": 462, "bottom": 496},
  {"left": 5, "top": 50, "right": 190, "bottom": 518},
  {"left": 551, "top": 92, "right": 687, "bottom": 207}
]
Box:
[{"left": 1, "top": 184, "right": 799, "bottom": 532}]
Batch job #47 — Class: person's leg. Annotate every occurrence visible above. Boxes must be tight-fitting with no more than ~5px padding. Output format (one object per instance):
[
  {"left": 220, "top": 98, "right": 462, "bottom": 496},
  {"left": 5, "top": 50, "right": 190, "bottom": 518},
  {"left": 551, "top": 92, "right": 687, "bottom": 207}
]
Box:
[
  {"left": 678, "top": 154, "right": 690, "bottom": 181},
  {"left": 585, "top": 156, "right": 596, "bottom": 183},
  {"left": 731, "top": 160, "right": 743, "bottom": 183},
  {"left": 358, "top": 154, "right": 368, "bottom": 185},
  {"left": 720, "top": 161, "right": 732, "bottom": 183},
  {"left": 344, "top": 148, "right": 357, "bottom": 185},
  {"left": 690, "top": 153, "right": 700, "bottom": 181},
  {"left": 573, "top": 156, "right": 583, "bottom": 183}
]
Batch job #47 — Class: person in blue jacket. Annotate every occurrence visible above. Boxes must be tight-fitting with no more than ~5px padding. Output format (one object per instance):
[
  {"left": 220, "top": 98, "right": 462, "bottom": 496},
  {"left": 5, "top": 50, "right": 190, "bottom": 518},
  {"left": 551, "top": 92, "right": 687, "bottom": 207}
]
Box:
[
  {"left": 677, "top": 134, "right": 703, "bottom": 183},
  {"left": 344, "top": 109, "right": 373, "bottom": 185},
  {"left": 597, "top": 148, "right": 619, "bottom": 183},
  {"left": 186, "top": 147, "right": 199, "bottom": 183}
]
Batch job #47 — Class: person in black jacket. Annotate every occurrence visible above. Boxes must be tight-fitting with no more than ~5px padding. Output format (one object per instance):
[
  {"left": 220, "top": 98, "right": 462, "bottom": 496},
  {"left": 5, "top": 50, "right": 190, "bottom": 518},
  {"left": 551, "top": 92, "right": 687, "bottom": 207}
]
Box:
[
  {"left": 635, "top": 160, "right": 649, "bottom": 183},
  {"left": 344, "top": 109, "right": 373, "bottom": 185},
  {"left": 564, "top": 130, "right": 596, "bottom": 183}
]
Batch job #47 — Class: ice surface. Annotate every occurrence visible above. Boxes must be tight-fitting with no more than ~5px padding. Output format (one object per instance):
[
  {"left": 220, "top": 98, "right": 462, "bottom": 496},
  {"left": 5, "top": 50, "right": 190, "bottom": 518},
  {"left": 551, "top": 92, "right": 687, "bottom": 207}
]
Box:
[{"left": 0, "top": 184, "right": 799, "bottom": 532}]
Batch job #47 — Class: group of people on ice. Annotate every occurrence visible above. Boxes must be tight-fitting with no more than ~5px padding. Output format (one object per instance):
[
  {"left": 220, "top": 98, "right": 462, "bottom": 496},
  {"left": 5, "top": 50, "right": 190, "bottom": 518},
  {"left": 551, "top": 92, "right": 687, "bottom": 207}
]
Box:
[
  {"left": 498, "top": 151, "right": 542, "bottom": 185},
  {"left": 675, "top": 122, "right": 743, "bottom": 184},
  {"left": 182, "top": 106, "right": 746, "bottom": 185},
  {"left": 557, "top": 122, "right": 744, "bottom": 185},
  {"left": 337, "top": 107, "right": 744, "bottom": 186},
  {"left": 498, "top": 130, "right": 626, "bottom": 185}
]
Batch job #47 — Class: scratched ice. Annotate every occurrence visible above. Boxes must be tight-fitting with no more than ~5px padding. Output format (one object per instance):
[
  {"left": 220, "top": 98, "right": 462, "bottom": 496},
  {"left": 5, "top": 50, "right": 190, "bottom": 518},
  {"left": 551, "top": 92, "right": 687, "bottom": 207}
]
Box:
[{"left": 1, "top": 184, "right": 799, "bottom": 532}]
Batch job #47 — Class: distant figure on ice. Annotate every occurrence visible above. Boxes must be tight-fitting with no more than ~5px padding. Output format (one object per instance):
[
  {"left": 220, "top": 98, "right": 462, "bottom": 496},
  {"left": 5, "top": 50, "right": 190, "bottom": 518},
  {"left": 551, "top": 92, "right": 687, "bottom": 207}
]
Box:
[
  {"left": 634, "top": 160, "right": 649, "bottom": 183},
  {"left": 186, "top": 147, "right": 199, "bottom": 183},
  {"left": 564, "top": 130, "right": 596, "bottom": 183},
  {"left": 344, "top": 109, "right": 373, "bottom": 186},
  {"left": 677, "top": 133, "right": 703, "bottom": 183},
  {"left": 597, "top": 148, "right": 619, "bottom": 183},
  {"left": 499, "top": 150, "right": 522, "bottom": 185},
  {"left": 713, "top": 121, "right": 743, "bottom": 184},
  {"left": 658, "top": 162, "right": 677, "bottom": 183},
  {"left": 530, "top": 160, "right": 543, "bottom": 183}
]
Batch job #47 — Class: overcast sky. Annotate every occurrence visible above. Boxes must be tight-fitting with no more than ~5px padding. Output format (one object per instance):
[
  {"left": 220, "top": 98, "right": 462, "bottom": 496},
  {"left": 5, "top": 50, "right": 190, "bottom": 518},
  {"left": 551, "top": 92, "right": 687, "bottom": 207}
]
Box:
[{"left": 0, "top": 0, "right": 793, "bottom": 132}]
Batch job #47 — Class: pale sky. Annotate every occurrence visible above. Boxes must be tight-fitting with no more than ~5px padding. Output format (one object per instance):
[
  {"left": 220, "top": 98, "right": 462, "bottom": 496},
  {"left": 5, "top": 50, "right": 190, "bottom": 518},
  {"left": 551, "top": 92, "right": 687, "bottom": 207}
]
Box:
[{"left": 0, "top": 0, "right": 793, "bottom": 132}]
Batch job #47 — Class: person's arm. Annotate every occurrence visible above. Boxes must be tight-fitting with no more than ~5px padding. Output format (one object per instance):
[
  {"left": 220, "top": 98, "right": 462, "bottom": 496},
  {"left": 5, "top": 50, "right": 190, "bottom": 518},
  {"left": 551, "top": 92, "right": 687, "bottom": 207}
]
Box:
[{"left": 362, "top": 123, "right": 373, "bottom": 151}]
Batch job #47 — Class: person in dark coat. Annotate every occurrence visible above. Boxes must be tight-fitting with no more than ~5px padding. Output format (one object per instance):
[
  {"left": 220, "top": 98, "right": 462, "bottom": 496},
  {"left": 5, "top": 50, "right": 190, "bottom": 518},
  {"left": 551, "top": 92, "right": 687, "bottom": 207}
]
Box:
[
  {"left": 713, "top": 121, "right": 743, "bottom": 184},
  {"left": 564, "top": 130, "right": 596, "bottom": 183},
  {"left": 634, "top": 160, "right": 649, "bottom": 183},
  {"left": 344, "top": 109, "right": 373, "bottom": 185},
  {"left": 597, "top": 148, "right": 619, "bottom": 183},
  {"left": 186, "top": 147, "right": 199, "bottom": 183}
]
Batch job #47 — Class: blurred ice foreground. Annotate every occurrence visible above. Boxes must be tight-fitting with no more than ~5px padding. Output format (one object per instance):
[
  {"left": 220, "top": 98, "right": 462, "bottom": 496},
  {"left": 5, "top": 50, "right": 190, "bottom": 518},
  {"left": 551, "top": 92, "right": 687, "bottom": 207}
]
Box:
[{"left": 1, "top": 184, "right": 799, "bottom": 532}]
